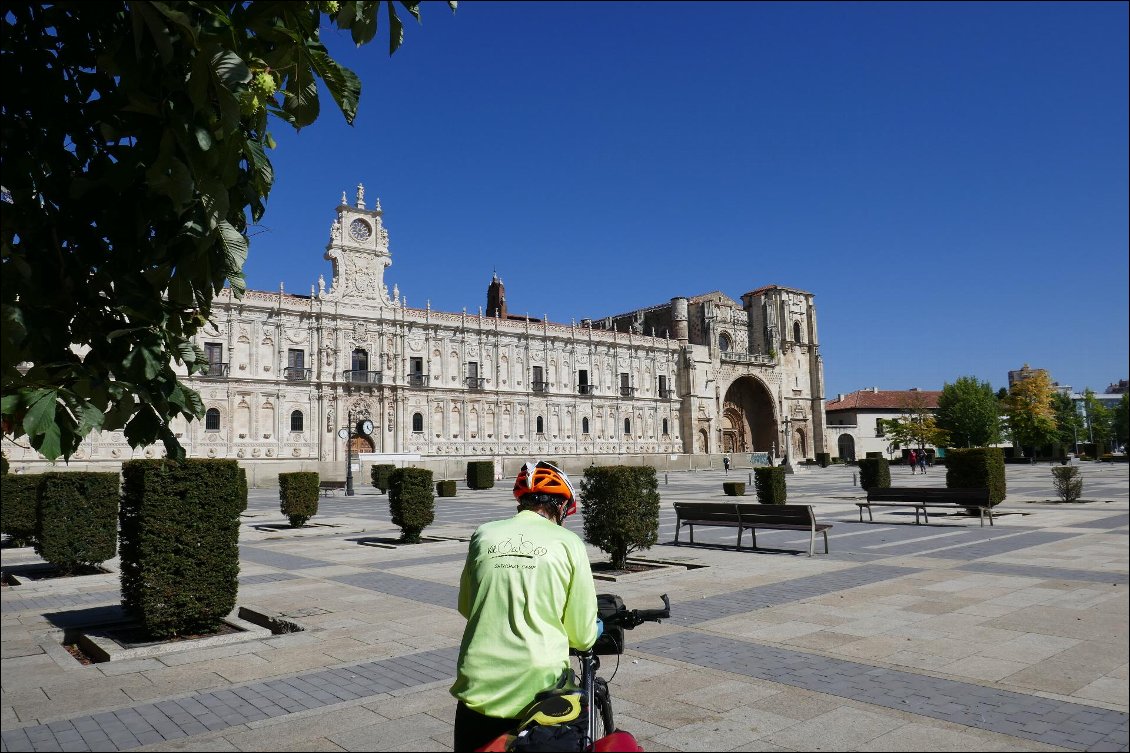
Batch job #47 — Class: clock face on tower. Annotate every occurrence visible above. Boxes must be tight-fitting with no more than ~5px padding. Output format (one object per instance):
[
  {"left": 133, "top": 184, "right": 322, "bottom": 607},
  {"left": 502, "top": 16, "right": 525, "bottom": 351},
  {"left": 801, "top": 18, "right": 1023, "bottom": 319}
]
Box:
[{"left": 348, "top": 219, "right": 372, "bottom": 242}]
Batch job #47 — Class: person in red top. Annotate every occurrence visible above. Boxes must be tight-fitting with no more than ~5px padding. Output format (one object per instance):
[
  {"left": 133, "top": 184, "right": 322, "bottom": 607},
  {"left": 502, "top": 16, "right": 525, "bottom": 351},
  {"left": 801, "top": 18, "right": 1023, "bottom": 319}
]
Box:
[{"left": 908, "top": 449, "right": 918, "bottom": 474}]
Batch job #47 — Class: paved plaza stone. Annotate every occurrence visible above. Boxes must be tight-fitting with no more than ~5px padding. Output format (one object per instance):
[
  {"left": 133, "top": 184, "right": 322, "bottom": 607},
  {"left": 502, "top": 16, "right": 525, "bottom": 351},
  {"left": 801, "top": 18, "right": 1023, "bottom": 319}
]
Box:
[{"left": 2, "top": 462, "right": 1127, "bottom": 752}]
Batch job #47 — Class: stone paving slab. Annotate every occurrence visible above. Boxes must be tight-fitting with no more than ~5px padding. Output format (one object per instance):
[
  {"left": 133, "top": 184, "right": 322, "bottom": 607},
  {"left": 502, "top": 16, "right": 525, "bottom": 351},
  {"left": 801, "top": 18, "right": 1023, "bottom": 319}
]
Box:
[{"left": 2, "top": 463, "right": 1127, "bottom": 751}]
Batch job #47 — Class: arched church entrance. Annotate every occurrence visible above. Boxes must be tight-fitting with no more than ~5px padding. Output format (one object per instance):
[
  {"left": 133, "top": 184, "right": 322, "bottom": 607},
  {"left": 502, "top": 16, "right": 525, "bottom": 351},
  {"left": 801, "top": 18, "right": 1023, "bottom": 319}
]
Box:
[
  {"left": 837, "top": 434, "right": 856, "bottom": 461},
  {"left": 350, "top": 434, "right": 375, "bottom": 454},
  {"left": 721, "top": 376, "right": 776, "bottom": 453}
]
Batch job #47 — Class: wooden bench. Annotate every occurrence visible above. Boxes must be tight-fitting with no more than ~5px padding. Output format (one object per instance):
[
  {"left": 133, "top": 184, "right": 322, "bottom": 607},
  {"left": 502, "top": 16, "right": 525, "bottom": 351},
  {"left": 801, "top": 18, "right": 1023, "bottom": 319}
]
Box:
[
  {"left": 857, "top": 487, "right": 994, "bottom": 526},
  {"left": 319, "top": 481, "right": 346, "bottom": 497},
  {"left": 673, "top": 502, "right": 832, "bottom": 556}
]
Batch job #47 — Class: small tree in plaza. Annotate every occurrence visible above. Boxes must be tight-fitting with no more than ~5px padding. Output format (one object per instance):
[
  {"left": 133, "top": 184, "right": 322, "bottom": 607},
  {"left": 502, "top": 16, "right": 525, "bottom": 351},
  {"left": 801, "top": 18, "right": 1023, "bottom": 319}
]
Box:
[
  {"left": 580, "top": 466, "right": 660, "bottom": 570},
  {"left": 1052, "top": 391, "right": 1085, "bottom": 457},
  {"left": 388, "top": 467, "right": 434, "bottom": 543},
  {"left": 1051, "top": 466, "right": 1083, "bottom": 503},
  {"left": 278, "top": 472, "right": 319, "bottom": 527},
  {"left": 1082, "top": 390, "right": 1114, "bottom": 456}
]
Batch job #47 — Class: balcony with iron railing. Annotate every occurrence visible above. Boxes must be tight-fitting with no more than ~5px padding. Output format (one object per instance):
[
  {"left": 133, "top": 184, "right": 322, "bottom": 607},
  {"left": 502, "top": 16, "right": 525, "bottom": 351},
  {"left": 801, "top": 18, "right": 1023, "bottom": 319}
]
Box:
[
  {"left": 721, "top": 351, "right": 775, "bottom": 365},
  {"left": 578, "top": 384, "right": 595, "bottom": 395},
  {"left": 284, "top": 367, "right": 312, "bottom": 381},
  {"left": 619, "top": 386, "right": 637, "bottom": 397},
  {"left": 532, "top": 380, "right": 549, "bottom": 393},
  {"left": 201, "top": 362, "right": 229, "bottom": 378},
  {"left": 407, "top": 373, "right": 428, "bottom": 387},
  {"left": 659, "top": 388, "right": 675, "bottom": 399},
  {"left": 342, "top": 370, "right": 383, "bottom": 384},
  {"left": 465, "top": 376, "right": 486, "bottom": 390}
]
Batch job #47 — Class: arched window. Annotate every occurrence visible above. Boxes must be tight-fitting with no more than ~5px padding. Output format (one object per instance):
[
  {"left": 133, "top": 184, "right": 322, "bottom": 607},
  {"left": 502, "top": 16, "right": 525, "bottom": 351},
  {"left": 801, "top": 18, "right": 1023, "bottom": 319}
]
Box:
[
  {"left": 662, "top": 418, "right": 669, "bottom": 435},
  {"left": 205, "top": 408, "right": 220, "bottom": 431},
  {"left": 352, "top": 348, "right": 369, "bottom": 372},
  {"left": 793, "top": 321, "right": 802, "bottom": 342},
  {"left": 719, "top": 333, "right": 731, "bottom": 352},
  {"left": 536, "top": 416, "right": 544, "bottom": 434},
  {"left": 412, "top": 412, "right": 424, "bottom": 432},
  {"left": 582, "top": 417, "right": 590, "bottom": 435},
  {"left": 624, "top": 418, "right": 631, "bottom": 435},
  {"left": 290, "top": 410, "right": 303, "bottom": 432}
]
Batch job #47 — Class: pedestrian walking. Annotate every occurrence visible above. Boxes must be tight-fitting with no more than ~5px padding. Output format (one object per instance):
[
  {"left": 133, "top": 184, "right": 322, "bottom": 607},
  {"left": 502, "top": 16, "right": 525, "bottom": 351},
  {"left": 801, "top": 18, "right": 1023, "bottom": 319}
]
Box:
[
  {"left": 908, "top": 449, "right": 917, "bottom": 474},
  {"left": 918, "top": 450, "right": 928, "bottom": 475}
]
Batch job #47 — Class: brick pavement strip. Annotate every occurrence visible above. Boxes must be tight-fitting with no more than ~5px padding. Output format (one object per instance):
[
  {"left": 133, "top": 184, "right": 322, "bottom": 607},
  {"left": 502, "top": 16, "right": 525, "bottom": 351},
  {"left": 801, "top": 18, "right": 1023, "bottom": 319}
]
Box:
[
  {"left": 0, "top": 647, "right": 458, "bottom": 753},
  {"left": 632, "top": 631, "right": 1129, "bottom": 752}
]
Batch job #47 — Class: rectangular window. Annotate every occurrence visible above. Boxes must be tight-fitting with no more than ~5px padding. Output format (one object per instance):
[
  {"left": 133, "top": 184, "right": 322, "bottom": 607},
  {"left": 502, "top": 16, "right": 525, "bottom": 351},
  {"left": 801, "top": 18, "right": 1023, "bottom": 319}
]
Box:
[
  {"left": 619, "top": 372, "right": 633, "bottom": 397},
  {"left": 532, "top": 365, "right": 546, "bottom": 392},
  {"left": 288, "top": 349, "right": 304, "bottom": 369},
  {"left": 875, "top": 418, "right": 885, "bottom": 437},
  {"left": 410, "top": 357, "right": 423, "bottom": 374},
  {"left": 205, "top": 342, "right": 223, "bottom": 364},
  {"left": 658, "top": 375, "right": 668, "bottom": 396}
]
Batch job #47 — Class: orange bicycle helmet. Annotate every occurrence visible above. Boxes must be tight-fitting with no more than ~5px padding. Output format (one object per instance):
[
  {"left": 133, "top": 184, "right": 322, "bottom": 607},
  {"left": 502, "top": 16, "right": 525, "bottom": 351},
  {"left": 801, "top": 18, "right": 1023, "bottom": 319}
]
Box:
[{"left": 513, "top": 461, "right": 577, "bottom": 521}]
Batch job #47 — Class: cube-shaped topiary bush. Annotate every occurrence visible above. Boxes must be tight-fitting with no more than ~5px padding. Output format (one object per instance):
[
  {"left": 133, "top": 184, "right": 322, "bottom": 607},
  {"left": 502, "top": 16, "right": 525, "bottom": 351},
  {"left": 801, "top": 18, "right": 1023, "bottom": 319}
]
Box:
[
  {"left": 1, "top": 474, "right": 40, "bottom": 546},
  {"left": 36, "top": 472, "right": 119, "bottom": 574},
  {"left": 278, "top": 471, "right": 319, "bottom": 527},
  {"left": 580, "top": 466, "right": 661, "bottom": 570},
  {"left": 436, "top": 479, "right": 457, "bottom": 497},
  {"left": 945, "top": 448, "right": 1006, "bottom": 508},
  {"left": 466, "top": 460, "right": 495, "bottom": 490},
  {"left": 815, "top": 452, "right": 831, "bottom": 468},
  {"left": 857, "top": 458, "right": 891, "bottom": 491},
  {"left": 371, "top": 464, "right": 395, "bottom": 494},
  {"left": 722, "top": 481, "right": 746, "bottom": 496},
  {"left": 754, "top": 467, "right": 787, "bottom": 504},
  {"left": 389, "top": 467, "right": 435, "bottom": 543},
  {"left": 120, "top": 459, "right": 243, "bottom": 639}
]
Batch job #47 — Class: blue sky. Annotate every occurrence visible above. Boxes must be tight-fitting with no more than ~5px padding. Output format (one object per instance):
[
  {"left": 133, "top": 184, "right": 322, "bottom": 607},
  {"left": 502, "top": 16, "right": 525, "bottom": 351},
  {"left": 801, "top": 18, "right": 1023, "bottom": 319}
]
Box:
[{"left": 247, "top": 1, "right": 1129, "bottom": 399}]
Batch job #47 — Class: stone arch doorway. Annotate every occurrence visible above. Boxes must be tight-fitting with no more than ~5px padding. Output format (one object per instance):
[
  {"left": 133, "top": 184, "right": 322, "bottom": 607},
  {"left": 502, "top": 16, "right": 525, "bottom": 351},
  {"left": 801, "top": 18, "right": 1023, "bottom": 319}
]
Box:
[
  {"left": 837, "top": 434, "right": 856, "bottom": 461},
  {"left": 721, "top": 376, "right": 776, "bottom": 453},
  {"left": 350, "top": 434, "right": 375, "bottom": 454},
  {"left": 697, "top": 428, "right": 709, "bottom": 454},
  {"left": 793, "top": 428, "right": 807, "bottom": 459}
]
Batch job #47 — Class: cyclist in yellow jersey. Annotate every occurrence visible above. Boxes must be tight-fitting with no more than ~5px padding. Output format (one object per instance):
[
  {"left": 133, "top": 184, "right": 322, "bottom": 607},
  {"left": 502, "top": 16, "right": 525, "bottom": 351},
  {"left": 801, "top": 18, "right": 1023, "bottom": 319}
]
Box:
[{"left": 451, "top": 461, "right": 599, "bottom": 751}]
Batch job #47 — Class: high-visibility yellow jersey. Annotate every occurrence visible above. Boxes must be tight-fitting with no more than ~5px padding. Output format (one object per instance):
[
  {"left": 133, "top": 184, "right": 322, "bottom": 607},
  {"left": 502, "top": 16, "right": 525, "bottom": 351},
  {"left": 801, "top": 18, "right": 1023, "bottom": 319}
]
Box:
[{"left": 450, "top": 510, "right": 598, "bottom": 718}]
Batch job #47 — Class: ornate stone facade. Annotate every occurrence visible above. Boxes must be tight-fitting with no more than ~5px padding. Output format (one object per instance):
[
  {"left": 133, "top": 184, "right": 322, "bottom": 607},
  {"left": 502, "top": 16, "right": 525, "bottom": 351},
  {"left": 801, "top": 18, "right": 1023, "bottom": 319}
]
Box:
[{"left": 4, "top": 186, "right": 827, "bottom": 477}]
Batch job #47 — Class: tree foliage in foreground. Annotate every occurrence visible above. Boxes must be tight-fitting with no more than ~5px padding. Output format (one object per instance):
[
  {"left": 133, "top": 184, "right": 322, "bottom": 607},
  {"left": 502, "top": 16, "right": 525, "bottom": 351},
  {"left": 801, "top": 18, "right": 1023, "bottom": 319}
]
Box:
[
  {"left": 1, "top": 1, "right": 454, "bottom": 460},
  {"left": 936, "top": 376, "right": 1000, "bottom": 448}
]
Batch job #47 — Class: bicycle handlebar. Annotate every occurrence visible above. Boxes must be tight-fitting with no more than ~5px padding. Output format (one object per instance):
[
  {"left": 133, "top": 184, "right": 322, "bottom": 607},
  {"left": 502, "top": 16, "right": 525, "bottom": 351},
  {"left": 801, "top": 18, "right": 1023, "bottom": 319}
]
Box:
[{"left": 603, "top": 593, "right": 670, "bottom": 630}]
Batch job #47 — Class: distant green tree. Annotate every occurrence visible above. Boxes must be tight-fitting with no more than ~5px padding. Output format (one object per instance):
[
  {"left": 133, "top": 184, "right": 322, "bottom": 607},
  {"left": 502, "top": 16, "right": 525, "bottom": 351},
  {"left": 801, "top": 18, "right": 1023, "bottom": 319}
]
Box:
[
  {"left": 1, "top": 1, "right": 455, "bottom": 460},
  {"left": 1051, "top": 391, "right": 1084, "bottom": 454},
  {"left": 1083, "top": 390, "right": 1114, "bottom": 455},
  {"left": 1114, "top": 393, "right": 1129, "bottom": 450},
  {"left": 936, "top": 376, "right": 1001, "bottom": 448}
]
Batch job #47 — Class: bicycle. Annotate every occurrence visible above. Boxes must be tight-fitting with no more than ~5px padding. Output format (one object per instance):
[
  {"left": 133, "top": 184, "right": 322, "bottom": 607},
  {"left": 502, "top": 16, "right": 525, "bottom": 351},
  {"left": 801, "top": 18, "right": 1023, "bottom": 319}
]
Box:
[{"left": 478, "top": 593, "right": 672, "bottom": 752}]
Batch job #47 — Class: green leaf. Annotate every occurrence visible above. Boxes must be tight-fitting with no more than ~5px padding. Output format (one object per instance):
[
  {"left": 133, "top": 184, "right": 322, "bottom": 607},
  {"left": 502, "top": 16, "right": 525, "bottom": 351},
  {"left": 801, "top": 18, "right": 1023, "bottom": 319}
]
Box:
[
  {"left": 387, "top": 2, "right": 404, "bottom": 56},
  {"left": 123, "top": 343, "right": 165, "bottom": 381},
  {"left": 102, "top": 393, "right": 137, "bottom": 433},
  {"left": 22, "top": 389, "right": 58, "bottom": 438},
  {"left": 307, "top": 45, "right": 362, "bottom": 124},
  {"left": 211, "top": 49, "right": 252, "bottom": 92},
  {"left": 30, "top": 419, "right": 64, "bottom": 461},
  {"left": 75, "top": 401, "right": 106, "bottom": 436},
  {"left": 216, "top": 221, "right": 249, "bottom": 295}
]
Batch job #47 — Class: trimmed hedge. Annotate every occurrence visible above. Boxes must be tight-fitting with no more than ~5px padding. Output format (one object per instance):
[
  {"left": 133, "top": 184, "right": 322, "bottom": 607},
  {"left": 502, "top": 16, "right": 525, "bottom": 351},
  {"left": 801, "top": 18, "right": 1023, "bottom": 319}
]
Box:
[
  {"left": 467, "top": 460, "right": 495, "bottom": 490},
  {"left": 754, "top": 467, "right": 787, "bottom": 504},
  {"left": 36, "top": 472, "right": 119, "bottom": 574},
  {"left": 371, "top": 464, "right": 395, "bottom": 494},
  {"left": 1, "top": 453, "right": 8, "bottom": 475},
  {"left": 1, "top": 474, "right": 39, "bottom": 546},
  {"left": 436, "top": 479, "right": 457, "bottom": 497},
  {"left": 865, "top": 451, "right": 883, "bottom": 459},
  {"left": 278, "top": 472, "right": 319, "bottom": 527},
  {"left": 580, "top": 466, "right": 660, "bottom": 570},
  {"left": 857, "top": 458, "right": 891, "bottom": 491},
  {"left": 389, "top": 468, "right": 435, "bottom": 543},
  {"left": 945, "top": 448, "right": 1006, "bottom": 507},
  {"left": 120, "top": 459, "right": 243, "bottom": 639},
  {"left": 815, "top": 452, "right": 831, "bottom": 468},
  {"left": 722, "top": 481, "right": 746, "bottom": 496}
]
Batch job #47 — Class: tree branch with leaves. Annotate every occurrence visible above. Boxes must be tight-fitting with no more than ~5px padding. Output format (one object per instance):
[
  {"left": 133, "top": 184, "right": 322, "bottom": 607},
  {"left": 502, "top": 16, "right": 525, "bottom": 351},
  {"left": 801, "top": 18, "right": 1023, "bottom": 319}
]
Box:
[{"left": 1, "top": 1, "right": 455, "bottom": 460}]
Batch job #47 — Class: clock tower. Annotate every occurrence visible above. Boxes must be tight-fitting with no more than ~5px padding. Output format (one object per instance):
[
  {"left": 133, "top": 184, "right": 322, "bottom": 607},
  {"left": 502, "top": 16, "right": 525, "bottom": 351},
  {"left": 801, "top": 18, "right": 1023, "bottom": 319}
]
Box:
[{"left": 322, "top": 183, "right": 398, "bottom": 306}]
